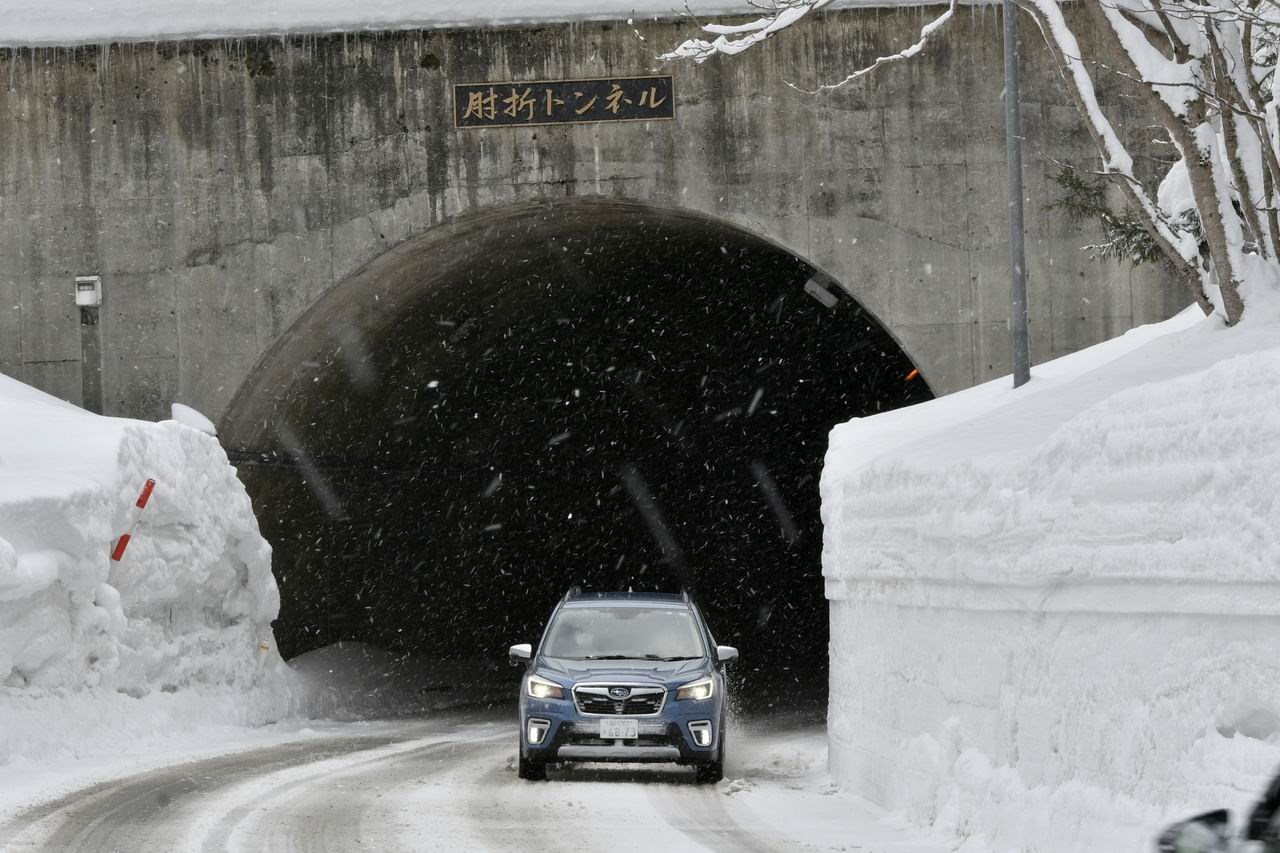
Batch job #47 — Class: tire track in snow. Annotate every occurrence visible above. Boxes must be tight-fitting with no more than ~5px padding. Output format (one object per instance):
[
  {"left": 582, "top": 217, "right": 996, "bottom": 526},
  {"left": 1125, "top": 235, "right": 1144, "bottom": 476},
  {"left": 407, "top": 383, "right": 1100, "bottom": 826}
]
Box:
[
  {"left": 201, "top": 739, "right": 477, "bottom": 852},
  {"left": 205, "top": 727, "right": 509, "bottom": 852},
  {"left": 0, "top": 735, "right": 406, "bottom": 851},
  {"left": 466, "top": 742, "right": 564, "bottom": 851},
  {"left": 0, "top": 713, "right": 933, "bottom": 852},
  {"left": 0, "top": 716, "right": 479, "bottom": 852},
  {"left": 647, "top": 781, "right": 781, "bottom": 853}
]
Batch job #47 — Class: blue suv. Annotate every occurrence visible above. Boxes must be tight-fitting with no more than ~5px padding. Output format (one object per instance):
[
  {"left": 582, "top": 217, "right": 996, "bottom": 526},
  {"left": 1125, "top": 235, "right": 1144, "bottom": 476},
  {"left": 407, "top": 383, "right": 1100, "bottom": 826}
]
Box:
[{"left": 508, "top": 589, "right": 738, "bottom": 783}]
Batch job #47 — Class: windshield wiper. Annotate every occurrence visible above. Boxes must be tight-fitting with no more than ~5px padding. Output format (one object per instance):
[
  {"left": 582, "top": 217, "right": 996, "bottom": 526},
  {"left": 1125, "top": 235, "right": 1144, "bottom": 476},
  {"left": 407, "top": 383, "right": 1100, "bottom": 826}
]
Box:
[{"left": 581, "top": 654, "right": 700, "bottom": 661}]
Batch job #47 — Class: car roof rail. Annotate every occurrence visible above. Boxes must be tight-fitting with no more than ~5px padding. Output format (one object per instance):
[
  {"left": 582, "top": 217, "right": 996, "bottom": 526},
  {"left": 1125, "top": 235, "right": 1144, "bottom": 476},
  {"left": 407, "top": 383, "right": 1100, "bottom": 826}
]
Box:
[
  {"left": 564, "top": 585, "right": 582, "bottom": 602},
  {"left": 680, "top": 587, "right": 692, "bottom": 604}
]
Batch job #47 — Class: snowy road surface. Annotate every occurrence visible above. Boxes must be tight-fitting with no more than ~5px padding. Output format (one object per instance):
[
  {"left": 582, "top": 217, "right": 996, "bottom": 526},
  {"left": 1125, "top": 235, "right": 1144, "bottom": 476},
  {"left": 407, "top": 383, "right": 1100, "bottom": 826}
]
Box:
[{"left": 0, "top": 710, "right": 947, "bottom": 852}]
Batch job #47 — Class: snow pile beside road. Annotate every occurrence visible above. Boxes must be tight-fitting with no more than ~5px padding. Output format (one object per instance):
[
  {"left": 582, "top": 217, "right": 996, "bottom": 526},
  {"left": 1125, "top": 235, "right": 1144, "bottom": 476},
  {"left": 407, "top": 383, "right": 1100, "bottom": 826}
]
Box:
[
  {"left": 821, "top": 299, "right": 1280, "bottom": 851},
  {"left": 0, "top": 374, "right": 301, "bottom": 765},
  {"left": 289, "top": 642, "right": 509, "bottom": 719}
]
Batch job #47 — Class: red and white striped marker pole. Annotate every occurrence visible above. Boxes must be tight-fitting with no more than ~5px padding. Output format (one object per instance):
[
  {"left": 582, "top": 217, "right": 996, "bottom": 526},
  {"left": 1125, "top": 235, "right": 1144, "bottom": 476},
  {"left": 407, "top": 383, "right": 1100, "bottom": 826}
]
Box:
[{"left": 110, "top": 478, "right": 156, "bottom": 562}]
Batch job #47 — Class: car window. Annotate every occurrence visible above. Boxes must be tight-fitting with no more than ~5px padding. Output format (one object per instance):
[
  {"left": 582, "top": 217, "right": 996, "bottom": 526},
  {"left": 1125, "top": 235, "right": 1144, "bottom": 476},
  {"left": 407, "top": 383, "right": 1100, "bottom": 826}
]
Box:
[{"left": 541, "top": 607, "right": 706, "bottom": 660}]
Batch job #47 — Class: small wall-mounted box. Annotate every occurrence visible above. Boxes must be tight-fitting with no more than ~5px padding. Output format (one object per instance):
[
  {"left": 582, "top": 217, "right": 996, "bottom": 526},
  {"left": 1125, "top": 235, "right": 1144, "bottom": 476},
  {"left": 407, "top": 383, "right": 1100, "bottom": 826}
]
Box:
[
  {"left": 803, "top": 275, "right": 839, "bottom": 309},
  {"left": 75, "top": 275, "right": 102, "bottom": 307}
]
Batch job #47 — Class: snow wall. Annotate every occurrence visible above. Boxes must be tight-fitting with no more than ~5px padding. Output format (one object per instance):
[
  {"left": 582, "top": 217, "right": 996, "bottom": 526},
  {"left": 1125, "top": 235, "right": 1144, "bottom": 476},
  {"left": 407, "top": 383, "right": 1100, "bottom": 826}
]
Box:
[
  {"left": 821, "top": 303, "right": 1280, "bottom": 851},
  {"left": 0, "top": 374, "right": 304, "bottom": 765}
]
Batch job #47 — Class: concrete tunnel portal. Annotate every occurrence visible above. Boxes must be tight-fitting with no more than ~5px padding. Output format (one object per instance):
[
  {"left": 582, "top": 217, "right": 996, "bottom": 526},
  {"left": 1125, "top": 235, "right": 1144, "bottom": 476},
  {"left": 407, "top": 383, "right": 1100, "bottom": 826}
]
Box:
[{"left": 219, "top": 197, "right": 932, "bottom": 684}]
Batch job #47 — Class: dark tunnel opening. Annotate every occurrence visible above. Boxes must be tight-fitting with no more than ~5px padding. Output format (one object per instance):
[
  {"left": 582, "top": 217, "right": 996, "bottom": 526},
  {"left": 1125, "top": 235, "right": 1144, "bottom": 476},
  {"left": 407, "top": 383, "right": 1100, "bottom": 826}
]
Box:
[{"left": 222, "top": 198, "right": 933, "bottom": 698}]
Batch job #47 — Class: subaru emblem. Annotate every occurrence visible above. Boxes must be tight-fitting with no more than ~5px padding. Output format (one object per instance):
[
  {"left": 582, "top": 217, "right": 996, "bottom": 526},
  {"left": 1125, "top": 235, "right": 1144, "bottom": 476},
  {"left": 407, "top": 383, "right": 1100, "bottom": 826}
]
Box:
[{"left": 609, "top": 687, "right": 630, "bottom": 699}]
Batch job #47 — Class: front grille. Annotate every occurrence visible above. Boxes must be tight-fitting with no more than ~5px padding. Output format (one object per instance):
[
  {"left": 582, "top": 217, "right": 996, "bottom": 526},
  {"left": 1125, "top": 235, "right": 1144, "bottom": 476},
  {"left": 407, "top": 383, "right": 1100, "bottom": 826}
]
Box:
[
  {"left": 572, "top": 685, "right": 666, "bottom": 716},
  {"left": 577, "top": 695, "right": 663, "bottom": 715}
]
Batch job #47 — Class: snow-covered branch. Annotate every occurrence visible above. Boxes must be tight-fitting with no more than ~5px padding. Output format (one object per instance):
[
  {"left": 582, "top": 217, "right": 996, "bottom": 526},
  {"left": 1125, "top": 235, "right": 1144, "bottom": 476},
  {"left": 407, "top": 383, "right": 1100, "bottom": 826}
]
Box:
[
  {"left": 795, "top": 0, "right": 957, "bottom": 93},
  {"left": 663, "top": 0, "right": 1280, "bottom": 322},
  {"left": 660, "top": 0, "right": 835, "bottom": 62},
  {"left": 661, "top": 0, "right": 958, "bottom": 93}
]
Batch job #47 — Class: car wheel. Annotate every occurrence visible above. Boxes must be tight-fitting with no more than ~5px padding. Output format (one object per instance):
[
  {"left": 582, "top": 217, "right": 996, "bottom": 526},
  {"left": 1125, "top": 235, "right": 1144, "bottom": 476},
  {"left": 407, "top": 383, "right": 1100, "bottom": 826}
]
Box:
[
  {"left": 695, "top": 736, "right": 725, "bottom": 784},
  {"left": 517, "top": 737, "right": 547, "bottom": 781}
]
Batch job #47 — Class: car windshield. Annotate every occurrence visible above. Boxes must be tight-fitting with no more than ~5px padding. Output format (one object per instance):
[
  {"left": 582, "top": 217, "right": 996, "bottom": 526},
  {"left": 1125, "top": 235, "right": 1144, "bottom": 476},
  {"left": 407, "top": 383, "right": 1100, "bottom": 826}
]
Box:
[{"left": 540, "top": 606, "right": 706, "bottom": 660}]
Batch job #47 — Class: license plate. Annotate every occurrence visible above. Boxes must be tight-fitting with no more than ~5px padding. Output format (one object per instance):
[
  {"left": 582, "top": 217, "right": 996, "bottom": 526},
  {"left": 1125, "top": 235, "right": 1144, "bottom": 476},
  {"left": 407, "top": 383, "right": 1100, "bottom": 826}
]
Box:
[{"left": 600, "top": 719, "right": 639, "bottom": 740}]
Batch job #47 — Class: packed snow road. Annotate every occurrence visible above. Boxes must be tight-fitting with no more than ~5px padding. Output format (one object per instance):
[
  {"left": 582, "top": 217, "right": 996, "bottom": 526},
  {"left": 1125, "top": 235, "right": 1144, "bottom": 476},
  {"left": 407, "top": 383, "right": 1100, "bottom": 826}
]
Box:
[{"left": 0, "top": 709, "right": 943, "bottom": 852}]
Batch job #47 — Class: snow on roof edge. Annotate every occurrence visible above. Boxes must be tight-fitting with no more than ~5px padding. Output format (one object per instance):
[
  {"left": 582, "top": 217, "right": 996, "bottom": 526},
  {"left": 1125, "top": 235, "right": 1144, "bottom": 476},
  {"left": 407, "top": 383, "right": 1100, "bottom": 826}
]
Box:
[{"left": 0, "top": 0, "right": 967, "bottom": 50}]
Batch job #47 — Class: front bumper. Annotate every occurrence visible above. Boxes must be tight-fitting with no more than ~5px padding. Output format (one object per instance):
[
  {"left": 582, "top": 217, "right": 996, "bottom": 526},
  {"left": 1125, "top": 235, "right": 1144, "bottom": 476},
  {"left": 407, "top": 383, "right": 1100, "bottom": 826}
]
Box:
[
  {"left": 520, "top": 697, "right": 721, "bottom": 765},
  {"left": 557, "top": 744, "right": 682, "bottom": 762}
]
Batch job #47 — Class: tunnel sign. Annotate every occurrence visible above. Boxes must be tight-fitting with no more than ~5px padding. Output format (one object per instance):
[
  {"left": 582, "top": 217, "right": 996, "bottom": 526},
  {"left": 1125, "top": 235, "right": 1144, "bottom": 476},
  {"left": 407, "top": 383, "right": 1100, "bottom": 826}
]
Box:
[{"left": 454, "top": 75, "right": 675, "bottom": 129}]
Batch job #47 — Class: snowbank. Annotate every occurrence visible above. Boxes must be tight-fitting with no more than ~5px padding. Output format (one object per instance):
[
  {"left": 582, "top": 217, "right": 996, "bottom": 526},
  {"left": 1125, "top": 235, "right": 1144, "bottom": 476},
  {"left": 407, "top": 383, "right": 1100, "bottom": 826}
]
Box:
[
  {"left": 0, "top": 372, "right": 303, "bottom": 765},
  {"left": 171, "top": 402, "right": 217, "bottom": 437},
  {"left": 821, "top": 299, "right": 1280, "bottom": 851},
  {"left": 289, "top": 642, "right": 510, "bottom": 719}
]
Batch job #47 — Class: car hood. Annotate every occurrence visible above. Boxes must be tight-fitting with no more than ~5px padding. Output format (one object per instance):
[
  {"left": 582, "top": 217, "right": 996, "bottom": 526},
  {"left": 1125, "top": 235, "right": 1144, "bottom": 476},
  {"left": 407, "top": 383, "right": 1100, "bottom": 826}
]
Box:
[{"left": 537, "top": 656, "right": 707, "bottom": 686}]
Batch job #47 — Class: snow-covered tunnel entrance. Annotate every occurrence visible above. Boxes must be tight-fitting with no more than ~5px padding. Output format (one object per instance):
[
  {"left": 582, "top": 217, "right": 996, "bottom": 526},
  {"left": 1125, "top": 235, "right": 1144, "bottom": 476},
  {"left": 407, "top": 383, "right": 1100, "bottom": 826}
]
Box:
[{"left": 219, "top": 198, "right": 931, "bottom": 679}]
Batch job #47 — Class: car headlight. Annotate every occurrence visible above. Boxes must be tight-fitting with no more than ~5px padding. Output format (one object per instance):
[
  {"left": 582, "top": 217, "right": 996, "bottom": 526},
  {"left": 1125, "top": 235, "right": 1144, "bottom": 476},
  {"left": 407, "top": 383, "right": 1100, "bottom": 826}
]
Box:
[
  {"left": 676, "top": 676, "right": 715, "bottom": 701},
  {"left": 526, "top": 674, "right": 564, "bottom": 700}
]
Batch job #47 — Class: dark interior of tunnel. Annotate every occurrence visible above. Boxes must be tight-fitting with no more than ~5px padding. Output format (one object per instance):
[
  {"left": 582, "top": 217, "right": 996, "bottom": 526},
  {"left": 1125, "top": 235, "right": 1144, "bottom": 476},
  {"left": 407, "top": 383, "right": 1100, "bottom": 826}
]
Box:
[{"left": 224, "top": 199, "right": 932, "bottom": 698}]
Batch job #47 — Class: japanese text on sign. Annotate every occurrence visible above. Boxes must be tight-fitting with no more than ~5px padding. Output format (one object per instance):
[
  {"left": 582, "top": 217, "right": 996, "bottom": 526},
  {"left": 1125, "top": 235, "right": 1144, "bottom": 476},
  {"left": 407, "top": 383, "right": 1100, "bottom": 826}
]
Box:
[{"left": 454, "top": 76, "right": 675, "bottom": 129}]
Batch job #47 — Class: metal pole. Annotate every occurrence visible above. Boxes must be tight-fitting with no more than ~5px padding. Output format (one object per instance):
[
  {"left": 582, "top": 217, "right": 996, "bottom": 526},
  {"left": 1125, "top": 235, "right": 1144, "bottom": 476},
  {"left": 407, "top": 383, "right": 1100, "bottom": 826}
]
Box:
[
  {"left": 1003, "top": 0, "right": 1031, "bottom": 388},
  {"left": 79, "top": 305, "right": 104, "bottom": 414}
]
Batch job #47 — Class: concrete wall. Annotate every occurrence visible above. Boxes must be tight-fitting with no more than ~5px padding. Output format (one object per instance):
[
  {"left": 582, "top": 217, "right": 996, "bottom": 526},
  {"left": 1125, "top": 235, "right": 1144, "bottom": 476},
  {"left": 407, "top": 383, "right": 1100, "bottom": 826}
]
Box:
[{"left": 0, "top": 6, "right": 1186, "bottom": 422}]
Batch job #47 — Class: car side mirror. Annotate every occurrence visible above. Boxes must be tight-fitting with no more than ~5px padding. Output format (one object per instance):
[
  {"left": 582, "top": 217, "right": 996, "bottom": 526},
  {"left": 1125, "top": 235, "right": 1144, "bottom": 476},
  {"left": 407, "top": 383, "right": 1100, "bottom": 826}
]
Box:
[
  {"left": 1156, "top": 809, "right": 1232, "bottom": 853},
  {"left": 716, "top": 645, "right": 739, "bottom": 664},
  {"left": 508, "top": 643, "right": 532, "bottom": 666}
]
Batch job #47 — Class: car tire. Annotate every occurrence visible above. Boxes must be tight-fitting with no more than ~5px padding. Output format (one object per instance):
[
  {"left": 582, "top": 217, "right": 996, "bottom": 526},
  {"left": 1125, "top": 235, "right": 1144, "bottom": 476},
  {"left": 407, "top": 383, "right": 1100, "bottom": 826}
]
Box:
[
  {"left": 517, "top": 739, "right": 547, "bottom": 781},
  {"left": 695, "top": 737, "right": 725, "bottom": 785}
]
